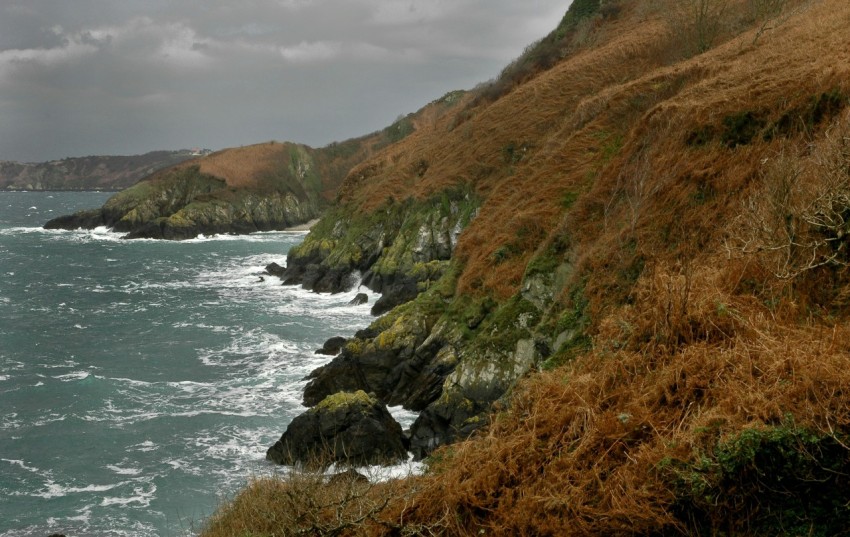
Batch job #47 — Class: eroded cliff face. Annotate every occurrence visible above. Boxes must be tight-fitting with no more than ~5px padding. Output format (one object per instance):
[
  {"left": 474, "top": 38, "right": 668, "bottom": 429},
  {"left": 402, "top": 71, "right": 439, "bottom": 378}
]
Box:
[
  {"left": 278, "top": 188, "right": 593, "bottom": 458},
  {"left": 281, "top": 187, "right": 478, "bottom": 315}
]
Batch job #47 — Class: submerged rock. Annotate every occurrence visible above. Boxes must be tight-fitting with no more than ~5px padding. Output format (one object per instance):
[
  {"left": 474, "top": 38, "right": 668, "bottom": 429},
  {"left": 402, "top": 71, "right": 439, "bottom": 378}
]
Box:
[
  {"left": 266, "top": 390, "right": 407, "bottom": 467},
  {"left": 349, "top": 292, "right": 369, "bottom": 306}
]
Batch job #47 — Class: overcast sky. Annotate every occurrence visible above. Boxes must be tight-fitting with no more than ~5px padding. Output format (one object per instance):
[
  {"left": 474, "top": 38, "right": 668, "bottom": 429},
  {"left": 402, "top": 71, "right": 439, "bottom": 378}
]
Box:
[{"left": 0, "top": 1, "right": 568, "bottom": 163}]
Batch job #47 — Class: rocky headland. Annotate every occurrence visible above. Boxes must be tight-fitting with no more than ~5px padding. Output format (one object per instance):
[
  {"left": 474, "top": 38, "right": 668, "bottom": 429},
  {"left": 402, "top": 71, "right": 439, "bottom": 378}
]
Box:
[{"left": 42, "top": 105, "right": 435, "bottom": 239}]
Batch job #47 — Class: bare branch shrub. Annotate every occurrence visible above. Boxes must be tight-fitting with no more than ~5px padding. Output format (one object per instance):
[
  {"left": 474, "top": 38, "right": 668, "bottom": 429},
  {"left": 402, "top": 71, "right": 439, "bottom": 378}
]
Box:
[
  {"left": 200, "top": 463, "right": 438, "bottom": 537},
  {"left": 663, "top": 0, "right": 732, "bottom": 57},
  {"left": 747, "top": 0, "right": 809, "bottom": 44},
  {"left": 727, "top": 113, "right": 850, "bottom": 279}
]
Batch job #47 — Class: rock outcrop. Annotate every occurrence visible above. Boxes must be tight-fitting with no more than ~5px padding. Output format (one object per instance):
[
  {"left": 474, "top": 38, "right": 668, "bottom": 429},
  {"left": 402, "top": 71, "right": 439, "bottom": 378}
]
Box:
[
  {"left": 289, "top": 221, "right": 581, "bottom": 458},
  {"left": 45, "top": 163, "right": 321, "bottom": 239},
  {"left": 278, "top": 188, "right": 478, "bottom": 314},
  {"left": 266, "top": 391, "right": 407, "bottom": 467},
  {"left": 314, "top": 336, "right": 348, "bottom": 356},
  {"left": 42, "top": 128, "right": 424, "bottom": 240}
]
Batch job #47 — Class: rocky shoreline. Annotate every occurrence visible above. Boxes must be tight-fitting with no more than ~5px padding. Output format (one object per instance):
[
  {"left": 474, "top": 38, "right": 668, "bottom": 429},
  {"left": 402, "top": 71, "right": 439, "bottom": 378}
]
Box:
[{"left": 260, "top": 183, "right": 578, "bottom": 466}]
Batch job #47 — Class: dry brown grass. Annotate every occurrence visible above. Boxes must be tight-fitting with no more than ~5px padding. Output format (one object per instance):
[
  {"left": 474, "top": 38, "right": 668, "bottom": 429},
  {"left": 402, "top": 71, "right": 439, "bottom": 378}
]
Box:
[
  {"left": 389, "top": 260, "right": 850, "bottom": 535},
  {"left": 186, "top": 142, "right": 292, "bottom": 188},
  {"left": 326, "top": 0, "right": 850, "bottom": 301},
  {"left": 202, "top": 2, "right": 850, "bottom": 535},
  {"left": 201, "top": 469, "right": 434, "bottom": 537}
]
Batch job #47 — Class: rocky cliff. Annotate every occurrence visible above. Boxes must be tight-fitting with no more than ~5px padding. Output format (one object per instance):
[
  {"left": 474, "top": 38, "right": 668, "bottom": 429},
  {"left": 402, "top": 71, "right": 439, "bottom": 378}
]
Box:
[
  {"left": 271, "top": 0, "right": 850, "bottom": 465},
  {"left": 0, "top": 150, "right": 197, "bottom": 191},
  {"left": 207, "top": 0, "right": 850, "bottom": 535}
]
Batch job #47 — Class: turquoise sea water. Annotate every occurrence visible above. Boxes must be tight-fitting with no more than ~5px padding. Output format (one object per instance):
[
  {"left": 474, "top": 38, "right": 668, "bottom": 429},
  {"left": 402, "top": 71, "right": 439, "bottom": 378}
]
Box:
[{"left": 0, "top": 192, "right": 392, "bottom": 536}]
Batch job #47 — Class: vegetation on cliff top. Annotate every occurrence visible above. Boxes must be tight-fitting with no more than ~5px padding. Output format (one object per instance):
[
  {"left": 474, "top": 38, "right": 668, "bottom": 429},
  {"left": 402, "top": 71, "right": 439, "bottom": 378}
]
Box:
[{"left": 204, "top": 0, "right": 850, "bottom": 534}]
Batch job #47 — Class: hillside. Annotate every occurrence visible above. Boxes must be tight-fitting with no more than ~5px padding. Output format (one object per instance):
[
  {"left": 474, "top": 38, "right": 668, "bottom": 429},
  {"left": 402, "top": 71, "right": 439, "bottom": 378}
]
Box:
[
  {"left": 42, "top": 102, "right": 456, "bottom": 239},
  {"left": 0, "top": 150, "right": 197, "bottom": 191},
  {"left": 203, "top": 0, "right": 850, "bottom": 535}
]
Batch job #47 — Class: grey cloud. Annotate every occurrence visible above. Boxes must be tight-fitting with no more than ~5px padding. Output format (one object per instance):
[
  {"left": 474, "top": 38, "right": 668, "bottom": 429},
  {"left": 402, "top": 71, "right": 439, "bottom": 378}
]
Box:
[{"left": 0, "top": 0, "right": 567, "bottom": 162}]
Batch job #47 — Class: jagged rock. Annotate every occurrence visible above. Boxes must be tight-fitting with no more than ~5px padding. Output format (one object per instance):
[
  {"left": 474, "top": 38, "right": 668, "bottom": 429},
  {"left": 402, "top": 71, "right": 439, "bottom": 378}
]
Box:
[
  {"left": 408, "top": 391, "right": 492, "bottom": 460},
  {"left": 408, "top": 337, "right": 543, "bottom": 459},
  {"left": 264, "top": 262, "right": 286, "bottom": 278},
  {"left": 315, "top": 336, "right": 348, "bottom": 356},
  {"left": 44, "top": 209, "right": 105, "bottom": 230},
  {"left": 349, "top": 293, "right": 369, "bottom": 306},
  {"left": 303, "top": 313, "right": 456, "bottom": 411},
  {"left": 281, "top": 193, "right": 477, "bottom": 305},
  {"left": 366, "top": 272, "right": 421, "bottom": 316},
  {"left": 266, "top": 391, "right": 407, "bottom": 467}
]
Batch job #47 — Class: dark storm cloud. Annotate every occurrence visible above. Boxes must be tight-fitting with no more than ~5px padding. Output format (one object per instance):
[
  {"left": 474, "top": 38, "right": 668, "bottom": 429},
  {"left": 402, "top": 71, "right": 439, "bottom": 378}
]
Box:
[{"left": 0, "top": 1, "right": 568, "bottom": 162}]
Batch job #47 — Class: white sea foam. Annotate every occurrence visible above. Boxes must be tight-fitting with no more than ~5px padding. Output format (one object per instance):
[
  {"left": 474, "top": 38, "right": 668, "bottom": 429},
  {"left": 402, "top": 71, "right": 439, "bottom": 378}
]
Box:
[
  {"left": 387, "top": 405, "right": 420, "bottom": 429},
  {"left": 40, "top": 359, "right": 79, "bottom": 369},
  {"left": 1, "top": 458, "right": 44, "bottom": 474},
  {"left": 100, "top": 481, "right": 157, "bottom": 507},
  {"left": 34, "top": 480, "right": 125, "bottom": 499},
  {"left": 106, "top": 464, "right": 143, "bottom": 476},
  {"left": 0, "top": 375, "right": 8, "bottom": 381},
  {"left": 54, "top": 370, "right": 91, "bottom": 381},
  {"left": 129, "top": 440, "right": 159, "bottom": 452}
]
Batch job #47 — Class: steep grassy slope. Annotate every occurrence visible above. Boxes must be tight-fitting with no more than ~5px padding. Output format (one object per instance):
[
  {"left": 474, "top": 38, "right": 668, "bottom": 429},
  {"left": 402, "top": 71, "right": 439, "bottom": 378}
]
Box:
[
  {"left": 208, "top": 0, "right": 850, "bottom": 534},
  {"left": 0, "top": 150, "right": 195, "bottom": 191}
]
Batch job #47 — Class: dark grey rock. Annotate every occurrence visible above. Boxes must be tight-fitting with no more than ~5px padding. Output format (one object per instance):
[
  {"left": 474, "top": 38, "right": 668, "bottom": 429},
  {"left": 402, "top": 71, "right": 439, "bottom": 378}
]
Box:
[
  {"left": 43, "top": 209, "right": 105, "bottom": 230},
  {"left": 303, "top": 326, "right": 454, "bottom": 412},
  {"left": 349, "top": 293, "right": 369, "bottom": 306},
  {"left": 408, "top": 392, "right": 491, "bottom": 460},
  {"left": 266, "top": 390, "right": 407, "bottom": 467},
  {"left": 264, "top": 262, "right": 286, "bottom": 278},
  {"left": 314, "top": 336, "right": 348, "bottom": 356}
]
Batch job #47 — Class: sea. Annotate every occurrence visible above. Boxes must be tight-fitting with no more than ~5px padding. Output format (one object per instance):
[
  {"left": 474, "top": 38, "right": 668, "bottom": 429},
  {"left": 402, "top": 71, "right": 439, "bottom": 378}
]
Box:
[{"left": 0, "top": 191, "right": 415, "bottom": 536}]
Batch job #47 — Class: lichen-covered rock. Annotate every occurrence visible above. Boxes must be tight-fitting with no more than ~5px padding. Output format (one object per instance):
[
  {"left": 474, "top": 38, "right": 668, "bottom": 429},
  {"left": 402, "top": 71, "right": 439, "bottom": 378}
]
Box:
[
  {"left": 278, "top": 189, "right": 478, "bottom": 305},
  {"left": 302, "top": 300, "right": 456, "bottom": 411},
  {"left": 266, "top": 390, "right": 407, "bottom": 467},
  {"left": 408, "top": 338, "right": 543, "bottom": 459}
]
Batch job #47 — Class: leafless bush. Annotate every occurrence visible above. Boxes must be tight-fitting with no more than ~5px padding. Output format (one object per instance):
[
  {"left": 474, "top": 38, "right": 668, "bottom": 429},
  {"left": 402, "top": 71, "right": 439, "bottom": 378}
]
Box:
[
  {"left": 747, "top": 0, "right": 810, "bottom": 44},
  {"left": 727, "top": 114, "right": 850, "bottom": 279},
  {"left": 664, "top": 0, "right": 732, "bottom": 56}
]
